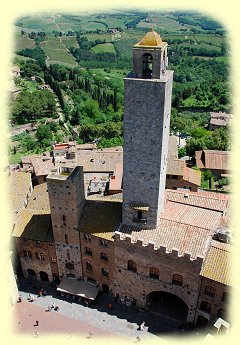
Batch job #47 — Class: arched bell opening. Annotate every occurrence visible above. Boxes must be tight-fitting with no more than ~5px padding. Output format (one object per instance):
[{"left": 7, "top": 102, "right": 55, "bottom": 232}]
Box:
[{"left": 142, "top": 53, "right": 153, "bottom": 79}]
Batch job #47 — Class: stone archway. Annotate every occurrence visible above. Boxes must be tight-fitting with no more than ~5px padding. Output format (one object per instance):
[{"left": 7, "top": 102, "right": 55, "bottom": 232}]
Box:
[
  {"left": 27, "top": 269, "right": 36, "bottom": 279},
  {"left": 146, "top": 291, "right": 189, "bottom": 322},
  {"left": 39, "top": 271, "right": 49, "bottom": 282}
]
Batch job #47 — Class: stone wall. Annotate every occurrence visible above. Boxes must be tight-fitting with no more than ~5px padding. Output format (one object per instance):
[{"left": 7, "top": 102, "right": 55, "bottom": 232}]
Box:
[
  {"left": 195, "top": 277, "right": 231, "bottom": 326},
  {"left": 112, "top": 232, "right": 203, "bottom": 323},
  {"left": 80, "top": 233, "right": 115, "bottom": 290},
  {"left": 15, "top": 238, "right": 53, "bottom": 282},
  {"left": 122, "top": 71, "right": 173, "bottom": 229}
]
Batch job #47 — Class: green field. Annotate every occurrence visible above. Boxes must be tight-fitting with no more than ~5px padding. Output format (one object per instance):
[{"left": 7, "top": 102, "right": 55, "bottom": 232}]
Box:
[
  {"left": 96, "top": 17, "right": 126, "bottom": 29},
  {"left": 60, "top": 36, "right": 79, "bottom": 49},
  {"left": 14, "top": 34, "right": 35, "bottom": 51},
  {"left": 92, "top": 43, "right": 116, "bottom": 54},
  {"left": 40, "top": 37, "right": 77, "bottom": 66},
  {"left": 79, "top": 20, "right": 107, "bottom": 31},
  {"left": 86, "top": 33, "right": 112, "bottom": 42},
  {"left": 146, "top": 14, "right": 186, "bottom": 32}
]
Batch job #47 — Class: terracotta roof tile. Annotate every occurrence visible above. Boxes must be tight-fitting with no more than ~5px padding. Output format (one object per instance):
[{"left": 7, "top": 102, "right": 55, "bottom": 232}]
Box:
[
  {"left": 8, "top": 172, "right": 32, "bottom": 222},
  {"left": 195, "top": 150, "right": 230, "bottom": 171},
  {"left": 165, "top": 189, "right": 228, "bottom": 212},
  {"left": 12, "top": 209, "right": 53, "bottom": 242},
  {"left": 27, "top": 183, "right": 50, "bottom": 212},
  {"left": 200, "top": 240, "right": 232, "bottom": 286},
  {"left": 78, "top": 200, "right": 122, "bottom": 241},
  {"left": 119, "top": 190, "right": 229, "bottom": 259},
  {"left": 161, "top": 200, "right": 223, "bottom": 230},
  {"left": 167, "top": 159, "right": 185, "bottom": 176},
  {"left": 183, "top": 167, "right": 201, "bottom": 186},
  {"left": 120, "top": 220, "right": 212, "bottom": 259}
]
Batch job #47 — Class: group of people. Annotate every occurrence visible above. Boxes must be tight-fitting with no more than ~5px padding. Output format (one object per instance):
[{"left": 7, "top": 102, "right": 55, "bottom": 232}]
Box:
[
  {"left": 38, "top": 288, "right": 47, "bottom": 297},
  {"left": 28, "top": 294, "right": 36, "bottom": 302},
  {"left": 47, "top": 302, "right": 59, "bottom": 312}
]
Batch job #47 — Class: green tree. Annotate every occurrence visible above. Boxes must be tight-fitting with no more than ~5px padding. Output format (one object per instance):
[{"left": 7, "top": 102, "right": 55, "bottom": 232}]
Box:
[{"left": 36, "top": 124, "right": 53, "bottom": 143}]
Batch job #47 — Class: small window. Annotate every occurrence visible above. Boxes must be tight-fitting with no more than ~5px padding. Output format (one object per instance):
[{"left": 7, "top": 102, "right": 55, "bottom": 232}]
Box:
[
  {"left": 86, "top": 262, "right": 93, "bottom": 271},
  {"left": 67, "top": 250, "right": 70, "bottom": 261},
  {"left": 40, "top": 253, "right": 45, "bottom": 261},
  {"left": 101, "top": 267, "right": 109, "bottom": 277},
  {"left": 149, "top": 267, "right": 159, "bottom": 280},
  {"left": 100, "top": 253, "right": 108, "bottom": 261},
  {"left": 27, "top": 251, "right": 32, "bottom": 259},
  {"left": 63, "top": 215, "right": 66, "bottom": 226},
  {"left": 100, "top": 239, "right": 108, "bottom": 247},
  {"left": 65, "top": 262, "right": 74, "bottom": 270},
  {"left": 35, "top": 252, "right": 40, "bottom": 260},
  {"left": 49, "top": 242, "right": 54, "bottom": 246},
  {"left": 85, "top": 247, "right": 92, "bottom": 256},
  {"left": 172, "top": 274, "right": 183, "bottom": 286},
  {"left": 64, "top": 234, "right": 68, "bottom": 244},
  {"left": 84, "top": 233, "right": 91, "bottom": 242},
  {"left": 127, "top": 260, "right": 137, "bottom": 272},
  {"left": 51, "top": 256, "right": 56, "bottom": 263},
  {"left": 204, "top": 285, "right": 216, "bottom": 298}
]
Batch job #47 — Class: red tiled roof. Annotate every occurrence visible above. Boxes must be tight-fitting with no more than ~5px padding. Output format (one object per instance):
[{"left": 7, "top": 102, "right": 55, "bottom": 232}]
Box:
[
  {"left": 119, "top": 190, "right": 229, "bottom": 259},
  {"left": 53, "top": 143, "right": 69, "bottom": 150},
  {"left": 165, "top": 189, "right": 228, "bottom": 212},
  {"left": 183, "top": 167, "right": 201, "bottom": 186},
  {"left": 162, "top": 200, "right": 222, "bottom": 230},
  {"left": 195, "top": 150, "right": 230, "bottom": 171}
]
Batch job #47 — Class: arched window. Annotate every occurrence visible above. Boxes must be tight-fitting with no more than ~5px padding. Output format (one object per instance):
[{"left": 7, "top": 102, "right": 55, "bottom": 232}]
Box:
[
  {"left": 86, "top": 261, "right": 93, "bottom": 271},
  {"left": 200, "top": 301, "right": 211, "bottom": 313},
  {"left": 127, "top": 260, "right": 137, "bottom": 272},
  {"left": 101, "top": 267, "right": 109, "bottom": 277},
  {"left": 24, "top": 250, "right": 32, "bottom": 259},
  {"left": 204, "top": 285, "right": 216, "bottom": 298},
  {"left": 172, "top": 274, "right": 183, "bottom": 286},
  {"left": 142, "top": 53, "right": 153, "bottom": 78},
  {"left": 149, "top": 267, "right": 159, "bottom": 280}
]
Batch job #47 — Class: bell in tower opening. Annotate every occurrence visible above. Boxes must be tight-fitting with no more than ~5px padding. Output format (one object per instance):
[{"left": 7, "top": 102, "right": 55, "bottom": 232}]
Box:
[{"left": 132, "top": 29, "right": 168, "bottom": 79}]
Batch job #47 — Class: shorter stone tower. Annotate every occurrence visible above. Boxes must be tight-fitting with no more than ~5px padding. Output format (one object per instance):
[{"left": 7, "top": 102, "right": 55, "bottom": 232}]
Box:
[
  {"left": 122, "top": 29, "right": 173, "bottom": 229},
  {"left": 47, "top": 166, "right": 85, "bottom": 279}
]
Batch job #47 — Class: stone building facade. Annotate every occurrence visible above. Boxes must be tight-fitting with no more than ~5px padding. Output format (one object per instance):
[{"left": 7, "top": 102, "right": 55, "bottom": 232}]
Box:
[{"left": 11, "top": 30, "right": 232, "bottom": 331}]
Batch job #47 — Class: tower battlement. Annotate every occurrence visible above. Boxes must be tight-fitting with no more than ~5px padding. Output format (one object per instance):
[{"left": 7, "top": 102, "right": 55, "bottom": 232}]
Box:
[{"left": 114, "top": 231, "right": 204, "bottom": 263}]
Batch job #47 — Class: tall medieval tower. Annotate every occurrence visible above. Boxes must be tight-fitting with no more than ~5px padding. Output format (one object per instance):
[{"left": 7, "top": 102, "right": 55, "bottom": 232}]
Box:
[
  {"left": 47, "top": 166, "right": 85, "bottom": 279},
  {"left": 122, "top": 30, "right": 173, "bottom": 229}
]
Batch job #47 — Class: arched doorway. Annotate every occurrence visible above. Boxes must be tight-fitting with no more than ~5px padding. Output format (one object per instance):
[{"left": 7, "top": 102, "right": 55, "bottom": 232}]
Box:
[
  {"left": 196, "top": 315, "right": 209, "bottom": 329},
  {"left": 39, "top": 271, "right": 49, "bottom": 282},
  {"left": 27, "top": 269, "right": 36, "bottom": 279},
  {"left": 146, "top": 291, "right": 188, "bottom": 322}
]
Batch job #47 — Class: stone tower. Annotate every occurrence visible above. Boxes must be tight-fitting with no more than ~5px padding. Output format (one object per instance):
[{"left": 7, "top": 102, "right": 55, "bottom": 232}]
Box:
[
  {"left": 46, "top": 166, "right": 85, "bottom": 279},
  {"left": 122, "top": 30, "right": 173, "bottom": 229}
]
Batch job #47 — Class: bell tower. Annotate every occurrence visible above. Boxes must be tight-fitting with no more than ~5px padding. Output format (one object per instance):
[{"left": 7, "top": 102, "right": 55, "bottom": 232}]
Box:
[{"left": 122, "top": 29, "right": 173, "bottom": 229}]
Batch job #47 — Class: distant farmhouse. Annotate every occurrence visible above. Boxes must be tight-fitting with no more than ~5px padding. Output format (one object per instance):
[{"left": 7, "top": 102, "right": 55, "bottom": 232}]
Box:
[{"left": 195, "top": 150, "right": 230, "bottom": 179}]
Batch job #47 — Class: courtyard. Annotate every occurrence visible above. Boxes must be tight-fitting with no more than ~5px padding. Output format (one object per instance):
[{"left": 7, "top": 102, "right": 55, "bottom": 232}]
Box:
[{"left": 12, "top": 276, "right": 202, "bottom": 339}]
